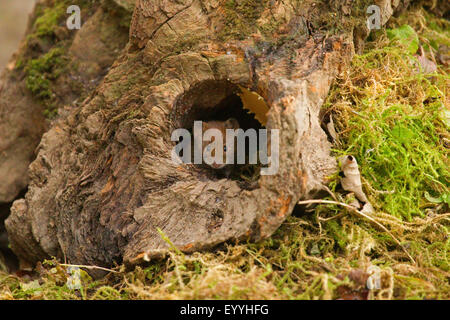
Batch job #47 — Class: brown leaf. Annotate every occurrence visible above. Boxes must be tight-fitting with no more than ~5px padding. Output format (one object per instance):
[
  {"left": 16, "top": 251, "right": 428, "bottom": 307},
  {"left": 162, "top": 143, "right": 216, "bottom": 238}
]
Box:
[
  {"left": 336, "top": 284, "right": 369, "bottom": 300},
  {"left": 339, "top": 155, "right": 368, "bottom": 203},
  {"left": 415, "top": 46, "right": 437, "bottom": 74}
]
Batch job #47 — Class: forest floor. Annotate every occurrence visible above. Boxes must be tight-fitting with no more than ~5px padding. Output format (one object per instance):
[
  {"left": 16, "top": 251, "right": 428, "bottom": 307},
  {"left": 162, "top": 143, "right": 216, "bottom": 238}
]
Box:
[{"left": 0, "top": 5, "right": 448, "bottom": 300}]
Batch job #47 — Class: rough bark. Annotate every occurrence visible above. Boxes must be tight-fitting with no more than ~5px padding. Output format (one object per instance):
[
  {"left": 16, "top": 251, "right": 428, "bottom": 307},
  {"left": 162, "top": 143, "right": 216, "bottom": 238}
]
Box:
[
  {"left": 2, "top": 0, "right": 409, "bottom": 270},
  {"left": 0, "top": 0, "right": 132, "bottom": 203},
  {"left": 0, "top": 0, "right": 132, "bottom": 270}
]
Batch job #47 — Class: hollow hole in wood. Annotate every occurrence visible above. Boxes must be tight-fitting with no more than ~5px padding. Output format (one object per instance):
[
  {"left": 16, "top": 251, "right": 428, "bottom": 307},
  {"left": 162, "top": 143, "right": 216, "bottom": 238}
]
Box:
[{"left": 172, "top": 80, "right": 269, "bottom": 189}]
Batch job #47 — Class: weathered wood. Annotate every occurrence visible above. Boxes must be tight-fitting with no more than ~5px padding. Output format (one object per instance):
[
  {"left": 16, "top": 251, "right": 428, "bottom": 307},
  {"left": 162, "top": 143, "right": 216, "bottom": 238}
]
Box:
[{"left": 3, "top": 0, "right": 410, "bottom": 270}]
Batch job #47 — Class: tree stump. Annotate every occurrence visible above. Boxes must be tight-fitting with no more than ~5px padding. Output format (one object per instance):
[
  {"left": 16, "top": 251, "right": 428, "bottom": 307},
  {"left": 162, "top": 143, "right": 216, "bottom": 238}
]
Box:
[{"left": 2, "top": 0, "right": 409, "bottom": 270}]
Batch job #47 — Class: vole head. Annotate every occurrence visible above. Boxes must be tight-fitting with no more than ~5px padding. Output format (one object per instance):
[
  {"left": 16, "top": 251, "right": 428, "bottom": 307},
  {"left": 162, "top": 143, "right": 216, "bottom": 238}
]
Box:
[{"left": 200, "top": 118, "right": 239, "bottom": 169}]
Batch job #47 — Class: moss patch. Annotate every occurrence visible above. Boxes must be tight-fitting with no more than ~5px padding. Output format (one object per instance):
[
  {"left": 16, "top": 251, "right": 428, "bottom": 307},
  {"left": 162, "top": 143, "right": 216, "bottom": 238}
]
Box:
[
  {"left": 31, "top": 1, "right": 67, "bottom": 39},
  {"left": 14, "top": 0, "right": 130, "bottom": 118},
  {"left": 25, "top": 47, "right": 66, "bottom": 99},
  {"left": 24, "top": 47, "right": 67, "bottom": 117},
  {"left": 218, "top": 0, "right": 269, "bottom": 41},
  {"left": 324, "top": 9, "right": 449, "bottom": 221}
]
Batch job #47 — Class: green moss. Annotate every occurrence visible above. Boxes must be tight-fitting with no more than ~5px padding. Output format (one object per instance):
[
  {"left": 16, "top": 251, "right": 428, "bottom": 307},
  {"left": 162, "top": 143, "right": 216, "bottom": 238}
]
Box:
[
  {"left": 24, "top": 47, "right": 67, "bottom": 117},
  {"left": 324, "top": 21, "right": 449, "bottom": 220},
  {"left": 18, "top": 0, "right": 97, "bottom": 118},
  {"left": 392, "top": 8, "right": 450, "bottom": 50},
  {"left": 15, "top": 58, "right": 24, "bottom": 70},
  {"left": 29, "top": 0, "right": 95, "bottom": 40},
  {"left": 218, "top": 0, "right": 269, "bottom": 41},
  {"left": 325, "top": 220, "right": 349, "bottom": 250},
  {"left": 32, "top": 2, "right": 67, "bottom": 39},
  {"left": 386, "top": 25, "right": 419, "bottom": 54},
  {"left": 298, "top": 0, "right": 374, "bottom": 36},
  {"left": 25, "top": 47, "right": 65, "bottom": 98}
]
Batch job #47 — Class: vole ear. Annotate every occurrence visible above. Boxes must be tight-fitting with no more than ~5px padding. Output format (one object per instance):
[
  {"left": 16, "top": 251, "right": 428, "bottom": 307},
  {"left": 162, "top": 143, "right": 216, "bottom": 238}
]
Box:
[{"left": 225, "top": 118, "right": 239, "bottom": 129}]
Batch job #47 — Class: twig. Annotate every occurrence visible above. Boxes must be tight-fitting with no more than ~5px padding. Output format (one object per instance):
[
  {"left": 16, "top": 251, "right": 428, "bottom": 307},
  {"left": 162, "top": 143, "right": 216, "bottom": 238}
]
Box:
[
  {"left": 322, "top": 185, "right": 339, "bottom": 202},
  {"left": 60, "top": 264, "right": 119, "bottom": 274},
  {"left": 297, "top": 199, "right": 416, "bottom": 264},
  {"left": 318, "top": 212, "right": 346, "bottom": 222}
]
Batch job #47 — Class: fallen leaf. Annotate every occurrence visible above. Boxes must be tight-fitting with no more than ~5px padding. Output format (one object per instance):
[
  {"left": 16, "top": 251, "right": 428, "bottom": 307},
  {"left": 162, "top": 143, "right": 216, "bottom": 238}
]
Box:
[
  {"left": 336, "top": 285, "right": 369, "bottom": 300},
  {"left": 238, "top": 86, "right": 269, "bottom": 126},
  {"left": 345, "top": 192, "right": 361, "bottom": 209},
  {"left": 415, "top": 46, "right": 437, "bottom": 74},
  {"left": 361, "top": 202, "right": 375, "bottom": 214},
  {"left": 339, "top": 155, "right": 368, "bottom": 203}
]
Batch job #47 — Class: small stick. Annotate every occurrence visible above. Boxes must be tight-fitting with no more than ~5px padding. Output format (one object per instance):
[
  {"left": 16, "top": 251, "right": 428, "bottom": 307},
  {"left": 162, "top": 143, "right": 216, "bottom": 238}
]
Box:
[
  {"left": 60, "top": 264, "right": 119, "bottom": 274},
  {"left": 297, "top": 199, "right": 416, "bottom": 264}
]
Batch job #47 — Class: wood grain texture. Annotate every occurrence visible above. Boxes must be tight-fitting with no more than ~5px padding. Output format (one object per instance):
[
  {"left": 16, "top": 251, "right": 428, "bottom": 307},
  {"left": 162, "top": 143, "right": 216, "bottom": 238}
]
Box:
[{"left": 3, "top": 0, "right": 410, "bottom": 272}]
